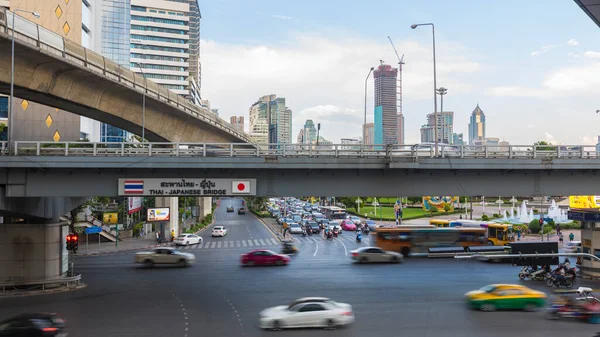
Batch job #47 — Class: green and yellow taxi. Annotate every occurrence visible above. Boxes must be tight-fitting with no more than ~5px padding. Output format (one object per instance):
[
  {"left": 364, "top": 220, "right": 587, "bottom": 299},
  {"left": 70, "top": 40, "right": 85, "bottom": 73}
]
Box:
[{"left": 465, "top": 284, "right": 547, "bottom": 312}]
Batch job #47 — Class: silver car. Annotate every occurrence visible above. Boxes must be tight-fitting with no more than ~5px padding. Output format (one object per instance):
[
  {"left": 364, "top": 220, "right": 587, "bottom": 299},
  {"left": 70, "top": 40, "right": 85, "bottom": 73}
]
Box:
[
  {"left": 350, "top": 247, "right": 403, "bottom": 264},
  {"left": 135, "top": 247, "right": 196, "bottom": 267}
]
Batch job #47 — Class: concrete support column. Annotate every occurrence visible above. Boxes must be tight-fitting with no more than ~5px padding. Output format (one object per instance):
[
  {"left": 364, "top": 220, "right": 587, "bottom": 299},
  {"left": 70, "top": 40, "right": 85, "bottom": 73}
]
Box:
[
  {"left": 196, "top": 197, "right": 212, "bottom": 219},
  {"left": 155, "top": 197, "right": 179, "bottom": 241},
  {"left": 0, "top": 222, "right": 70, "bottom": 282}
]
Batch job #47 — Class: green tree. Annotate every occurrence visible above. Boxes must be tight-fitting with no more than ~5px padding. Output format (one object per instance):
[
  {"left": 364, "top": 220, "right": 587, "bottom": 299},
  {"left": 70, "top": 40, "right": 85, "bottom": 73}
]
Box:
[
  {"left": 430, "top": 206, "right": 438, "bottom": 215},
  {"left": 529, "top": 219, "right": 541, "bottom": 234},
  {"left": 481, "top": 214, "right": 489, "bottom": 221},
  {"left": 534, "top": 141, "right": 556, "bottom": 151}
]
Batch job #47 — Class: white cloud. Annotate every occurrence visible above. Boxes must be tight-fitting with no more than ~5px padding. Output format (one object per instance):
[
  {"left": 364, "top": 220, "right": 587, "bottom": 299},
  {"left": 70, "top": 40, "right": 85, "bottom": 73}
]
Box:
[
  {"left": 568, "top": 52, "right": 579, "bottom": 58},
  {"left": 567, "top": 39, "right": 579, "bottom": 46},
  {"left": 545, "top": 132, "right": 557, "bottom": 144},
  {"left": 584, "top": 51, "right": 600, "bottom": 58},
  {"left": 530, "top": 51, "right": 540, "bottom": 56},
  {"left": 272, "top": 15, "right": 292, "bottom": 20},
  {"left": 201, "top": 34, "right": 482, "bottom": 142},
  {"left": 487, "top": 86, "right": 550, "bottom": 98}
]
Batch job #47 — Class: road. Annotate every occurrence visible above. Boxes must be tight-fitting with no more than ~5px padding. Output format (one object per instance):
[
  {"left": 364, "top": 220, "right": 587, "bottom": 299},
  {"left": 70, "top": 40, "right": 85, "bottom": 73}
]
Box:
[{"left": 0, "top": 197, "right": 598, "bottom": 337}]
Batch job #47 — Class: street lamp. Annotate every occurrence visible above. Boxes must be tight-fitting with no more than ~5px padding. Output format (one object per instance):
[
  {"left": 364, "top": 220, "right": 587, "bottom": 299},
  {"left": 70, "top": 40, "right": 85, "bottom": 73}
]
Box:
[
  {"left": 436, "top": 87, "right": 447, "bottom": 144},
  {"left": 8, "top": 9, "right": 40, "bottom": 153},
  {"left": 411, "top": 23, "right": 438, "bottom": 155},
  {"left": 363, "top": 67, "right": 375, "bottom": 145},
  {"left": 316, "top": 123, "right": 321, "bottom": 146},
  {"left": 132, "top": 62, "right": 146, "bottom": 143}
]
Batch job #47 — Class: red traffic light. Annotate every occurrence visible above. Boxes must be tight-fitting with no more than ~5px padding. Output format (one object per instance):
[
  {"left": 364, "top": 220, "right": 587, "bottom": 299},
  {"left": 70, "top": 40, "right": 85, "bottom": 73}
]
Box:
[
  {"left": 66, "top": 235, "right": 72, "bottom": 242},
  {"left": 72, "top": 235, "right": 78, "bottom": 242}
]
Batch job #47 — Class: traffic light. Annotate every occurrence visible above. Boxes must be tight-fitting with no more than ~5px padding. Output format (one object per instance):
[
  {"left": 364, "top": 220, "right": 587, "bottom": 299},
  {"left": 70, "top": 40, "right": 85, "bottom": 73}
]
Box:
[{"left": 66, "top": 233, "right": 79, "bottom": 252}]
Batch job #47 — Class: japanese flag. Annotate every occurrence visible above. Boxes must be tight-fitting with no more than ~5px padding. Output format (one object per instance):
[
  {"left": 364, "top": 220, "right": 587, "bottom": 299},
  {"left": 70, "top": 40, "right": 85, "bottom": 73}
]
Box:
[{"left": 232, "top": 180, "right": 250, "bottom": 194}]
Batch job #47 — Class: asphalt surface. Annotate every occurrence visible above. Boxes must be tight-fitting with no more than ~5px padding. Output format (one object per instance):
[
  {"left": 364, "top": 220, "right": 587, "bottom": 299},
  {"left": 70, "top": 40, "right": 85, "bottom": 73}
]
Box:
[{"left": 1, "top": 197, "right": 599, "bottom": 337}]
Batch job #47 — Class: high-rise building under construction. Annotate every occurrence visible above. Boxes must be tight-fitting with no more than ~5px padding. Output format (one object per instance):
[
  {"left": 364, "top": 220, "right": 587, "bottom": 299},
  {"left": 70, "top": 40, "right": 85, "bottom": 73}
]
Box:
[{"left": 373, "top": 63, "right": 398, "bottom": 145}]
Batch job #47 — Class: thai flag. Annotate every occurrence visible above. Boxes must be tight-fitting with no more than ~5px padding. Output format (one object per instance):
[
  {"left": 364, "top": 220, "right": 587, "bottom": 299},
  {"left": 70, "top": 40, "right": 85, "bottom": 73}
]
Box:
[{"left": 124, "top": 180, "right": 144, "bottom": 194}]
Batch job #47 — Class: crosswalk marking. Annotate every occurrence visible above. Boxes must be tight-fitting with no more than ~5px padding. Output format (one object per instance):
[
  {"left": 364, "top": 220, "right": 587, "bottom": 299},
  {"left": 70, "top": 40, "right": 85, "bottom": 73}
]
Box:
[
  {"left": 217, "top": 242, "right": 222, "bottom": 248},
  {"left": 211, "top": 242, "right": 216, "bottom": 249},
  {"left": 242, "top": 240, "right": 247, "bottom": 247},
  {"left": 258, "top": 239, "right": 266, "bottom": 246},
  {"left": 236, "top": 241, "right": 241, "bottom": 247},
  {"left": 253, "top": 239, "right": 260, "bottom": 246},
  {"left": 269, "top": 238, "right": 278, "bottom": 245},
  {"left": 199, "top": 242, "right": 204, "bottom": 248},
  {"left": 248, "top": 240, "right": 254, "bottom": 247}
]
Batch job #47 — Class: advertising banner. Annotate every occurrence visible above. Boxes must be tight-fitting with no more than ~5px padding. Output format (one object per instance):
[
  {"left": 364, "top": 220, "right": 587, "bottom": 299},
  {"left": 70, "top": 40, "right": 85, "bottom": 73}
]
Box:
[
  {"left": 118, "top": 178, "right": 256, "bottom": 196},
  {"left": 147, "top": 208, "right": 170, "bottom": 222},
  {"left": 569, "top": 195, "right": 600, "bottom": 209},
  {"left": 102, "top": 212, "right": 118, "bottom": 224},
  {"left": 128, "top": 197, "right": 142, "bottom": 214}
]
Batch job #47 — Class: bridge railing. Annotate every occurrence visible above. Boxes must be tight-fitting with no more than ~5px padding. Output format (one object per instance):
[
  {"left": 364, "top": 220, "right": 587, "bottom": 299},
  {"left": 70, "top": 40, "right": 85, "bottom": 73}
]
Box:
[
  {"left": 7, "top": 141, "right": 600, "bottom": 159},
  {"left": 0, "top": 9, "right": 250, "bottom": 143}
]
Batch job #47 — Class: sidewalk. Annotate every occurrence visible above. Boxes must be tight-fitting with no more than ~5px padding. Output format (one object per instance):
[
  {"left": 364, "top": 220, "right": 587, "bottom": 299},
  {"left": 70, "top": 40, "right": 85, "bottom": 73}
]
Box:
[
  {"left": 519, "top": 229, "right": 580, "bottom": 245},
  {"left": 75, "top": 236, "right": 173, "bottom": 256}
]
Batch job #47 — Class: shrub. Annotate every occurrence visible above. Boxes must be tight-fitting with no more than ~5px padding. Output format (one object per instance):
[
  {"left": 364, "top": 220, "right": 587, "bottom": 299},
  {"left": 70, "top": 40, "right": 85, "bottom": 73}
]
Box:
[
  {"left": 529, "top": 219, "right": 541, "bottom": 234},
  {"left": 443, "top": 204, "right": 451, "bottom": 213},
  {"left": 533, "top": 209, "right": 539, "bottom": 214},
  {"left": 481, "top": 214, "right": 489, "bottom": 221},
  {"left": 132, "top": 221, "right": 144, "bottom": 237},
  {"left": 492, "top": 213, "right": 500, "bottom": 218},
  {"left": 546, "top": 219, "right": 556, "bottom": 229},
  {"left": 430, "top": 206, "right": 438, "bottom": 214}
]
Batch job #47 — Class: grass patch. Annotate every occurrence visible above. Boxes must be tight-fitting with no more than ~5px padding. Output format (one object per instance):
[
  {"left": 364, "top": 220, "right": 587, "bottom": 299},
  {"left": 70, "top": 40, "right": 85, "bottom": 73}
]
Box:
[
  {"left": 251, "top": 209, "right": 271, "bottom": 218},
  {"left": 348, "top": 206, "right": 459, "bottom": 221},
  {"left": 184, "top": 213, "right": 213, "bottom": 233}
]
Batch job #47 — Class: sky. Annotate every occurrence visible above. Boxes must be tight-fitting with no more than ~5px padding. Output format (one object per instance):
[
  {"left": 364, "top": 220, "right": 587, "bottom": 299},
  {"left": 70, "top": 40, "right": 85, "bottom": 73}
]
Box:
[{"left": 198, "top": 0, "right": 600, "bottom": 145}]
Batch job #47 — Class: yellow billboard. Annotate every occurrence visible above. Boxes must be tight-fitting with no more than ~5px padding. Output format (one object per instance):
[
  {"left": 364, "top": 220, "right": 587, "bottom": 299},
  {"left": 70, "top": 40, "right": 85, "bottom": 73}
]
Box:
[
  {"left": 569, "top": 195, "right": 600, "bottom": 209},
  {"left": 103, "top": 212, "right": 118, "bottom": 224}
]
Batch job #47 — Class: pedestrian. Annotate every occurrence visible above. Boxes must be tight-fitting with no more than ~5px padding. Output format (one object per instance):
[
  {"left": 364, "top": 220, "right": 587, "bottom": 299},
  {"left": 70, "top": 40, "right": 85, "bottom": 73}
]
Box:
[
  {"left": 559, "top": 232, "right": 564, "bottom": 245},
  {"left": 155, "top": 231, "right": 160, "bottom": 244},
  {"left": 171, "top": 229, "right": 175, "bottom": 242},
  {"left": 517, "top": 230, "right": 521, "bottom": 241},
  {"left": 569, "top": 232, "right": 575, "bottom": 242}
]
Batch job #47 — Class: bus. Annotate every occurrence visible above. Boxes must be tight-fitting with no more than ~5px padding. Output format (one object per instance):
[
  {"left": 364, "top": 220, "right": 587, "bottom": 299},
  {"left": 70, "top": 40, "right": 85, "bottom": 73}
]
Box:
[
  {"left": 374, "top": 227, "right": 487, "bottom": 257},
  {"left": 319, "top": 206, "right": 347, "bottom": 220},
  {"left": 447, "top": 220, "right": 514, "bottom": 246},
  {"left": 429, "top": 219, "right": 450, "bottom": 227}
]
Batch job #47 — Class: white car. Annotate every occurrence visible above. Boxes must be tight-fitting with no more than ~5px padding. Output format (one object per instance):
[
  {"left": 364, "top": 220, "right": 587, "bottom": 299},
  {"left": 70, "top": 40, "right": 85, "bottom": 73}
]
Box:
[
  {"left": 259, "top": 297, "right": 354, "bottom": 330},
  {"left": 289, "top": 223, "right": 302, "bottom": 234},
  {"left": 350, "top": 216, "right": 362, "bottom": 226},
  {"left": 173, "top": 234, "right": 203, "bottom": 246},
  {"left": 563, "top": 241, "right": 581, "bottom": 253},
  {"left": 212, "top": 226, "right": 228, "bottom": 237},
  {"left": 350, "top": 246, "right": 403, "bottom": 264},
  {"left": 134, "top": 247, "right": 195, "bottom": 267}
]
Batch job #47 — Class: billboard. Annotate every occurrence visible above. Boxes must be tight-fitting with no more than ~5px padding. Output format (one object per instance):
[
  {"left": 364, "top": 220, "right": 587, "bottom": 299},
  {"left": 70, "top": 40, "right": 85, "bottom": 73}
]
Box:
[
  {"left": 569, "top": 195, "right": 600, "bottom": 209},
  {"left": 128, "top": 197, "right": 142, "bottom": 214},
  {"left": 103, "top": 212, "right": 118, "bottom": 224},
  {"left": 147, "top": 208, "right": 170, "bottom": 222}
]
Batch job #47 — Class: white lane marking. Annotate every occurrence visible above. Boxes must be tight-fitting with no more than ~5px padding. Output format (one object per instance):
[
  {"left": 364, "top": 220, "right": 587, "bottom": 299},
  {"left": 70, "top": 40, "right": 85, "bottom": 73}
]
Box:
[
  {"left": 210, "top": 242, "right": 216, "bottom": 249},
  {"left": 253, "top": 239, "right": 260, "bottom": 246},
  {"left": 339, "top": 240, "right": 348, "bottom": 256},
  {"left": 258, "top": 239, "right": 266, "bottom": 246},
  {"left": 198, "top": 242, "right": 204, "bottom": 248},
  {"left": 248, "top": 240, "right": 253, "bottom": 247},
  {"left": 217, "top": 241, "right": 222, "bottom": 248},
  {"left": 242, "top": 240, "right": 247, "bottom": 247},
  {"left": 313, "top": 243, "right": 319, "bottom": 257},
  {"left": 224, "top": 241, "right": 229, "bottom": 248},
  {"left": 236, "top": 240, "right": 241, "bottom": 247},
  {"left": 269, "top": 238, "right": 278, "bottom": 245}
]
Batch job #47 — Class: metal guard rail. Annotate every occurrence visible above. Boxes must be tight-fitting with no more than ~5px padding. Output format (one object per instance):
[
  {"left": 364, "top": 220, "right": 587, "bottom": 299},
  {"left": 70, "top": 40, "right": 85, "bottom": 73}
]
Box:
[
  {"left": 0, "top": 9, "right": 250, "bottom": 143},
  {"left": 4, "top": 141, "right": 600, "bottom": 159},
  {"left": 454, "top": 252, "right": 600, "bottom": 262},
  {"left": 1, "top": 273, "right": 82, "bottom": 293}
]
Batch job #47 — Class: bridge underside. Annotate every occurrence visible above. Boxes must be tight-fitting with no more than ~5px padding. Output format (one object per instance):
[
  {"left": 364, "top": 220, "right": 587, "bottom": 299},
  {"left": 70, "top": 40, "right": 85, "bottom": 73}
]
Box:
[{"left": 2, "top": 167, "right": 600, "bottom": 197}]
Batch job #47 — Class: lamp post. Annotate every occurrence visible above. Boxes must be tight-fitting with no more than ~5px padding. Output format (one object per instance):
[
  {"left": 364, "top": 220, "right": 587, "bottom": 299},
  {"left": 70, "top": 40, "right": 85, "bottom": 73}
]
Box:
[
  {"left": 411, "top": 23, "right": 438, "bottom": 156},
  {"left": 132, "top": 62, "right": 146, "bottom": 143},
  {"left": 436, "top": 87, "right": 447, "bottom": 144},
  {"left": 8, "top": 9, "right": 40, "bottom": 153},
  {"left": 363, "top": 67, "right": 375, "bottom": 145},
  {"left": 316, "top": 123, "right": 321, "bottom": 146}
]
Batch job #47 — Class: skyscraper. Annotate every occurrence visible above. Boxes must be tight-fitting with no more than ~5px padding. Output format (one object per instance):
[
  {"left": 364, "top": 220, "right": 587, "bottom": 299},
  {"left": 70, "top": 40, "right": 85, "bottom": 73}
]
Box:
[
  {"left": 420, "top": 112, "right": 453, "bottom": 144},
  {"left": 230, "top": 116, "right": 244, "bottom": 133},
  {"left": 248, "top": 95, "right": 291, "bottom": 145},
  {"left": 373, "top": 63, "right": 398, "bottom": 145},
  {"left": 468, "top": 104, "right": 486, "bottom": 145},
  {"left": 296, "top": 129, "right": 304, "bottom": 143},
  {"left": 302, "top": 119, "right": 317, "bottom": 144},
  {"left": 397, "top": 114, "right": 404, "bottom": 144}
]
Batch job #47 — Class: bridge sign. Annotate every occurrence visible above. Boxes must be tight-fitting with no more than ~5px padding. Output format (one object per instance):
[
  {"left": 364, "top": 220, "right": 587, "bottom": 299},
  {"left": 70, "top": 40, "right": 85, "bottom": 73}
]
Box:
[
  {"left": 118, "top": 178, "right": 257, "bottom": 197},
  {"left": 85, "top": 226, "right": 102, "bottom": 234}
]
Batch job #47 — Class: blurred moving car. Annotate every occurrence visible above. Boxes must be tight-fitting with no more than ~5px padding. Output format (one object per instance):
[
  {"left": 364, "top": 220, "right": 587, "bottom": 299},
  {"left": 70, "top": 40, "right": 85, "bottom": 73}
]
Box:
[
  {"left": 173, "top": 234, "right": 202, "bottom": 246},
  {"left": 350, "top": 247, "right": 403, "bottom": 264},
  {"left": 226, "top": 206, "right": 234, "bottom": 212},
  {"left": 212, "top": 226, "right": 228, "bottom": 237},
  {"left": 340, "top": 220, "right": 356, "bottom": 231},
  {"left": 259, "top": 297, "right": 354, "bottom": 330},
  {"left": 238, "top": 208, "right": 246, "bottom": 215},
  {"left": 135, "top": 247, "right": 195, "bottom": 267},
  {"left": 350, "top": 216, "right": 362, "bottom": 226},
  {"left": 241, "top": 249, "right": 290, "bottom": 266},
  {"left": 465, "top": 284, "right": 546, "bottom": 312},
  {"left": 0, "top": 313, "right": 67, "bottom": 337},
  {"left": 563, "top": 241, "right": 581, "bottom": 253},
  {"left": 306, "top": 221, "right": 320, "bottom": 234},
  {"left": 364, "top": 220, "right": 377, "bottom": 231}
]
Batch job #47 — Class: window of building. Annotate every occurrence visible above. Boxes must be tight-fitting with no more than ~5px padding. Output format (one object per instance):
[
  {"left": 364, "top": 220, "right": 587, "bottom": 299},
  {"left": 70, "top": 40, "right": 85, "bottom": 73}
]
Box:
[
  {"left": 149, "top": 9, "right": 157, "bottom": 13},
  {"left": 130, "top": 63, "right": 185, "bottom": 71},
  {"left": 130, "top": 44, "right": 186, "bottom": 53},
  {"left": 158, "top": 11, "right": 166, "bottom": 14},
  {"left": 130, "top": 25, "right": 185, "bottom": 35},
  {"left": 131, "top": 15, "right": 186, "bottom": 26},
  {"left": 131, "top": 34, "right": 186, "bottom": 44},
  {"left": 142, "top": 74, "right": 186, "bottom": 81},
  {"left": 82, "top": 23, "right": 90, "bottom": 34},
  {"left": 132, "top": 6, "right": 146, "bottom": 12},
  {"left": 130, "top": 53, "right": 186, "bottom": 62},
  {"left": 82, "top": 0, "right": 91, "bottom": 7}
]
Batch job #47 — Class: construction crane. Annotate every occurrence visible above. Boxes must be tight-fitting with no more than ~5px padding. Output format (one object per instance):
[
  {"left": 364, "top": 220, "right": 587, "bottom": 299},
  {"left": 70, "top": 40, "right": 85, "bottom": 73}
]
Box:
[{"left": 387, "top": 36, "right": 405, "bottom": 144}]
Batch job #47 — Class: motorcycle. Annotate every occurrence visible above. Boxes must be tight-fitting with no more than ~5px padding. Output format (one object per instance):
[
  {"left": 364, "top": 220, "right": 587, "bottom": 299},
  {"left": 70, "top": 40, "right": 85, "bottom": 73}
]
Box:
[
  {"left": 545, "top": 292, "right": 600, "bottom": 323},
  {"left": 326, "top": 231, "right": 333, "bottom": 241},
  {"left": 356, "top": 232, "right": 362, "bottom": 243},
  {"left": 546, "top": 271, "right": 576, "bottom": 288},
  {"left": 302, "top": 228, "right": 307, "bottom": 237},
  {"left": 281, "top": 242, "right": 298, "bottom": 255},
  {"left": 333, "top": 230, "right": 339, "bottom": 238},
  {"left": 518, "top": 265, "right": 549, "bottom": 281}
]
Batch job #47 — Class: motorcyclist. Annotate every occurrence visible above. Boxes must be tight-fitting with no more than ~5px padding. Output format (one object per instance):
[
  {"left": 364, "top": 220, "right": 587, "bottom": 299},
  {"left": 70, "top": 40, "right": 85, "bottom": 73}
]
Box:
[{"left": 564, "top": 258, "right": 571, "bottom": 270}]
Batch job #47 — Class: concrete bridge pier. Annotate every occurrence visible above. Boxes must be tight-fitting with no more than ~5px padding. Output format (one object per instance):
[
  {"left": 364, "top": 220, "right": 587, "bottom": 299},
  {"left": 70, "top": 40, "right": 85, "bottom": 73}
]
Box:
[
  {"left": 155, "top": 197, "right": 179, "bottom": 241},
  {"left": 0, "top": 221, "right": 70, "bottom": 283}
]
